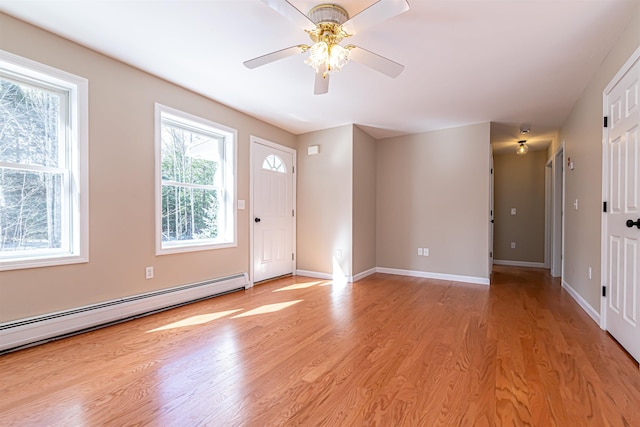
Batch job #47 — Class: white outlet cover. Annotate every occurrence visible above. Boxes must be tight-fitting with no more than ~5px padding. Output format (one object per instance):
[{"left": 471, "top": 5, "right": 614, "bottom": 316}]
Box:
[
  {"left": 511, "top": 208, "right": 516, "bottom": 215},
  {"left": 418, "top": 248, "right": 423, "bottom": 256},
  {"left": 423, "top": 248, "right": 429, "bottom": 256}
]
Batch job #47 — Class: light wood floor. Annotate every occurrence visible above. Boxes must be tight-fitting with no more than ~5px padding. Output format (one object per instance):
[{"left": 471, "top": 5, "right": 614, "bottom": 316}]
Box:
[{"left": 1, "top": 266, "right": 639, "bottom": 426}]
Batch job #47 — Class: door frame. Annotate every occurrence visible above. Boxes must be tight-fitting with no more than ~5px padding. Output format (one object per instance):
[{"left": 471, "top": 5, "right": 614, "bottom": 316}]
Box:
[
  {"left": 549, "top": 143, "right": 565, "bottom": 278},
  {"left": 600, "top": 46, "right": 640, "bottom": 331},
  {"left": 545, "top": 157, "right": 552, "bottom": 269},
  {"left": 489, "top": 152, "right": 494, "bottom": 276},
  {"left": 249, "top": 135, "right": 297, "bottom": 287}
]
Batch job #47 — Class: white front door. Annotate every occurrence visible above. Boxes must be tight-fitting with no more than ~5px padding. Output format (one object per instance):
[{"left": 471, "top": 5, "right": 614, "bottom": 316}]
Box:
[
  {"left": 252, "top": 140, "right": 294, "bottom": 283},
  {"left": 604, "top": 48, "right": 640, "bottom": 363}
]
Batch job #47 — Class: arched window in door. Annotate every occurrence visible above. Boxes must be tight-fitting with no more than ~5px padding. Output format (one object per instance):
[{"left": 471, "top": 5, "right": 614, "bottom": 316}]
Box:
[{"left": 262, "top": 154, "right": 287, "bottom": 173}]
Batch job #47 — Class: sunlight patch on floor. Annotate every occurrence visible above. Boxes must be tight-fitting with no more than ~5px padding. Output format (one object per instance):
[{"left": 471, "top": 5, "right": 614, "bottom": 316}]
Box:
[
  {"left": 231, "top": 300, "right": 303, "bottom": 318},
  {"left": 272, "top": 281, "right": 322, "bottom": 292},
  {"left": 147, "top": 309, "right": 242, "bottom": 332}
]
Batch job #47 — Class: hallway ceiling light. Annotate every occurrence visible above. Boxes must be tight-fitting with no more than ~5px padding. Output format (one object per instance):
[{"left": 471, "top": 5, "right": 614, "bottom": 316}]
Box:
[{"left": 516, "top": 140, "right": 529, "bottom": 155}]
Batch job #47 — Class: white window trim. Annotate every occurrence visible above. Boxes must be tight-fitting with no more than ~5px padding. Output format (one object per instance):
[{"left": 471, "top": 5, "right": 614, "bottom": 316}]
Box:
[
  {"left": 154, "top": 103, "right": 237, "bottom": 255},
  {"left": 0, "top": 50, "right": 89, "bottom": 271}
]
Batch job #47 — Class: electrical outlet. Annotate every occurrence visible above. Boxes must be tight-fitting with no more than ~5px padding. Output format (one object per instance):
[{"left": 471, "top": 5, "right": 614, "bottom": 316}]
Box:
[
  {"left": 145, "top": 266, "right": 154, "bottom": 279},
  {"left": 418, "top": 248, "right": 423, "bottom": 256},
  {"left": 573, "top": 199, "right": 579, "bottom": 210},
  {"left": 588, "top": 267, "right": 592, "bottom": 279},
  {"left": 511, "top": 242, "right": 516, "bottom": 249},
  {"left": 511, "top": 208, "right": 517, "bottom": 215},
  {"left": 423, "top": 248, "right": 429, "bottom": 256},
  {"left": 336, "top": 249, "right": 342, "bottom": 260}
]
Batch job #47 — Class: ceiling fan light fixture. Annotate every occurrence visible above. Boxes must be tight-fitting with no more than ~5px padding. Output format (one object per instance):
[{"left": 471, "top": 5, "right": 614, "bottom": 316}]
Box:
[
  {"left": 516, "top": 140, "right": 529, "bottom": 155},
  {"left": 302, "top": 5, "right": 354, "bottom": 77},
  {"left": 245, "top": 0, "right": 410, "bottom": 94},
  {"left": 305, "top": 41, "right": 351, "bottom": 75}
]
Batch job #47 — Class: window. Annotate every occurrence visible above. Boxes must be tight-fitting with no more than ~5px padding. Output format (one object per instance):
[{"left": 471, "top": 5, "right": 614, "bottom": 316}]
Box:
[
  {"left": 0, "top": 50, "right": 88, "bottom": 271},
  {"left": 262, "top": 154, "right": 286, "bottom": 173},
  {"left": 155, "top": 104, "right": 237, "bottom": 254}
]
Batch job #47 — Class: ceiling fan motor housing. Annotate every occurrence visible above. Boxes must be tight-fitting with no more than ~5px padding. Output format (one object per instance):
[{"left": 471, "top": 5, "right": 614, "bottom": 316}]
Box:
[
  {"left": 306, "top": 4, "right": 351, "bottom": 45},
  {"left": 307, "top": 4, "right": 349, "bottom": 24}
]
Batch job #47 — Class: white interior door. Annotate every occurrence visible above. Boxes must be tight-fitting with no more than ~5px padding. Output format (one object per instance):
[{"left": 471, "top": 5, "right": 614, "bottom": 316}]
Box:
[
  {"left": 489, "top": 155, "right": 494, "bottom": 274},
  {"left": 604, "top": 49, "right": 640, "bottom": 363},
  {"left": 252, "top": 141, "right": 294, "bottom": 283}
]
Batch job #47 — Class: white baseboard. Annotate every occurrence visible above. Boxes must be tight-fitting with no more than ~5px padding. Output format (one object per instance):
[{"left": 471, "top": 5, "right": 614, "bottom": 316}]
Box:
[
  {"left": 376, "top": 267, "right": 490, "bottom": 286},
  {"left": 297, "top": 267, "right": 489, "bottom": 285},
  {"left": 0, "top": 273, "right": 247, "bottom": 353},
  {"left": 493, "top": 260, "right": 546, "bottom": 268},
  {"left": 562, "top": 280, "right": 600, "bottom": 325},
  {"left": 352, "top": 268, "right": 377, "bottom": 282},
  {"left": 295, "top": 269, "right": 333, "bottom": 280}
]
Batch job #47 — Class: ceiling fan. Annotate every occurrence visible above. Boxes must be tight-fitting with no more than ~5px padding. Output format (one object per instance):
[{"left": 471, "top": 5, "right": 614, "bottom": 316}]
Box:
[{"left": 244, "top": 0, "right": 410, "bottom": 95}]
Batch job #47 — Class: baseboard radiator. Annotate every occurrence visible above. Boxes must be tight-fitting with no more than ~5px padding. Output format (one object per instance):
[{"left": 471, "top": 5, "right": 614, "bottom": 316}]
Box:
[{"left": 0, "top": 273, "right": 248, "bottom": 354}]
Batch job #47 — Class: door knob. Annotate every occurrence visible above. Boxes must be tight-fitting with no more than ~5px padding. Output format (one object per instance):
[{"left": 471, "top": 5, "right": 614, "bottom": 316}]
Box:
[
  {"left": 255, "top": 217, "right": 261, "bottom": 223},
  {"left": 626, "top": 219, "right": 640, "bottom": 229}
]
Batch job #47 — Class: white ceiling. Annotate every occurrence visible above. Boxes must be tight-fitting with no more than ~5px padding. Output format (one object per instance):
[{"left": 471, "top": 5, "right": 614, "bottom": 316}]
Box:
[{"left": 1, "top": 0, "right": 637, "bottom": 153}]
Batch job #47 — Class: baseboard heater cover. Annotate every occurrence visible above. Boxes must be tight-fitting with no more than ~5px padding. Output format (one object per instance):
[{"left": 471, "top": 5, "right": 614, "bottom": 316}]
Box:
[{"left": 0, "top": 273, "right": 248, "bottom": 354}]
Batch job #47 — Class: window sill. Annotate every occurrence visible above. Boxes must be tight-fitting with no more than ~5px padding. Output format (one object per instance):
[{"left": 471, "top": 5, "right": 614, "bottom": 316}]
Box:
[
  {"left": 156, "top": 241, "right": 237, "bottom": 256},
  {"left": 0, "top": 254, "right": 89, "bottom": 271}
]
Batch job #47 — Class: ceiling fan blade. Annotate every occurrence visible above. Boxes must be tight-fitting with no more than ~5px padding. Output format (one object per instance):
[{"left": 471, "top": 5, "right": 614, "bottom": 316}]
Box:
[
  {"left": 314, "top": 66, "right": 330, "bottom": 95},
  {"left": 259, "top": 0, "right": 316, "bottom": 31},
  {"left": 349, "top": 46, "right": 404, "bottom": 78},
  {"left": 342, "top": 0, "right": 410, "bottom": 34},
  {"left": 244, "top": 45, "right": 305, "bottom": 69}
]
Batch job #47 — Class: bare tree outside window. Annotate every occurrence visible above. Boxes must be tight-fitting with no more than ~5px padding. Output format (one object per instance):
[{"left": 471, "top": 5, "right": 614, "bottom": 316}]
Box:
[
  {"left": 155, "top": 105, "right": 236, "bottom": 254},
  {"left": 0, "top": 78, "right": 64, "bottom": 253},
  {"left": 160, "top": 123, "right": 220, "bottom": 242}
]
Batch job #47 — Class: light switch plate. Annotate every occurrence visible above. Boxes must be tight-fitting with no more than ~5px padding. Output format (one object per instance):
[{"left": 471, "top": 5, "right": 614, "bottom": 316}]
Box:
[
  {"left": 511, "top": 208, "right": 516, "bottom": 215},
  {"left": 237, "top": 199, "right": 245, "bottom": 210}
]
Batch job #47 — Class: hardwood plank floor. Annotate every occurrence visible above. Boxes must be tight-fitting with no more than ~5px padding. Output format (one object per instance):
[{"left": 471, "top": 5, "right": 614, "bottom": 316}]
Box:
[{"left": 1, "top": 266, "right": 639, "bottom": 426}]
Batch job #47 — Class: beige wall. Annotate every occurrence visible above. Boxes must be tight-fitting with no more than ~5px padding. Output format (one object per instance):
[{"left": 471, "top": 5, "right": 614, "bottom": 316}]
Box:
[
  {"left": 352, "top": 126, "right": 377, "bottom": 275},
  {"left": 376, "top": 123, "right": 492, "bottom": 280},
  {"left": 493, "top": 151, "right": 546, "bottom": 263},
  {"left": 296, "top": 125, "right": 354, "bottom": 277},
  {"left": 0, "top": 13, "right": 296, "bottom": 322},
  {"left": 554, "top": 4, "right": 640, "bottom": 312}
]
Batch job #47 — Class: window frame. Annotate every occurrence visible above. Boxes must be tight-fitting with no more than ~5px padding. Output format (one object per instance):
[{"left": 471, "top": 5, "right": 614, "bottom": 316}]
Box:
[
  {"left": 0, "top": 50, "right": 89, "bottom": 271},
  {"left": 154, "top": 103, "right": 237, "bottom": 255}
]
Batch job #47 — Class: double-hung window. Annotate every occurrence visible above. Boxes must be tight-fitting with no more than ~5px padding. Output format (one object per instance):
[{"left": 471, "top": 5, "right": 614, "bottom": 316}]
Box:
[
  {"left": 155, "top": 104, "right": 237, "bottom": 254},
  {"left": 0, "top": 51, "right": 88, "bottom": 270}
]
